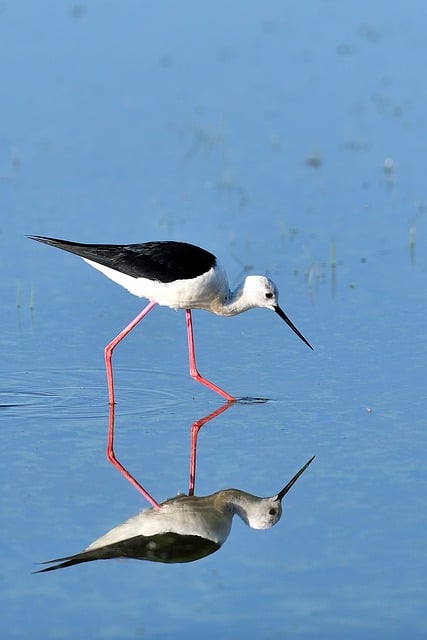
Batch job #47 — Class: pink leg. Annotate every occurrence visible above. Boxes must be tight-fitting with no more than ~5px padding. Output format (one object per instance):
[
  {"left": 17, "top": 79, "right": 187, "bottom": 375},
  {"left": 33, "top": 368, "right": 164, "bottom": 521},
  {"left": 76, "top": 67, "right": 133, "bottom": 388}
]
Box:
[
  {"left": 186, "top": 309, "right": 235, "bottom": 401},
  {"left": 188, "top": 402, "right": 233, "bottom": 495},
  {"left": 104, "top": 301, "right": 158, "bottom": 405},
  {"left": 106, "top": 404, "right": 160, "bottom": 509}
]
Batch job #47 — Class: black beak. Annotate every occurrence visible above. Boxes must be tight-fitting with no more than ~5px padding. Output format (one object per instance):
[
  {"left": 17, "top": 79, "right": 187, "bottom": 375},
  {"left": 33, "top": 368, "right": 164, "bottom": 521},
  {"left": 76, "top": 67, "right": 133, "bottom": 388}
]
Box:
[
  {"left": 277, "top": 456, "right": 315, "bottom": 501},
  {"left": 274, "top": 305, "right": 313, "bottom": 350}
]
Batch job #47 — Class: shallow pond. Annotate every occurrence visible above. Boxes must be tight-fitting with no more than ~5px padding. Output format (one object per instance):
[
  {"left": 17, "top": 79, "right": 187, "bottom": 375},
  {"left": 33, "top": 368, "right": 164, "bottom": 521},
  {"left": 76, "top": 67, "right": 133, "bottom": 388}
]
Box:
[{"left": 1, "top": 2, "right": 426, "bottom": 638}]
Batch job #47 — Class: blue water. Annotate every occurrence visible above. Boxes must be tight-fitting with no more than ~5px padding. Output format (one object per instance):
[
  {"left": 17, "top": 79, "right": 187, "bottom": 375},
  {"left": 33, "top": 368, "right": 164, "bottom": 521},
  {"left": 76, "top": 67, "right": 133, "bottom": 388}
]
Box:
[{"left": 1, "top": 1, "right": 426, "bottom": 638}]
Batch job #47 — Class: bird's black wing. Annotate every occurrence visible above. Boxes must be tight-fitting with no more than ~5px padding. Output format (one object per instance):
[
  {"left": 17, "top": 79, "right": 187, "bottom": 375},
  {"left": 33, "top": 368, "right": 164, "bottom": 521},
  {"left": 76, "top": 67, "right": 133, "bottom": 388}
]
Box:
[
  {"left": 28, "top": 236, "right": 217, "bottom": 282},
  {"left": 34, "top": 533, "right": 220, "bottom": 572}
]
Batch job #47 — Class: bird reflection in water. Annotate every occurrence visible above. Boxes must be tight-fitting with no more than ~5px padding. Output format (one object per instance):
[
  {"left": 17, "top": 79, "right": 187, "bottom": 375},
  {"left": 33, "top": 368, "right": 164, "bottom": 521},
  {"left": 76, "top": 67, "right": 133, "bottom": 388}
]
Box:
[
  {"left": 36, "top": 456, "right": 314, "bottom": 571},
  {"left": 36, "top": 404, "right": 314, "bottom": 572}
]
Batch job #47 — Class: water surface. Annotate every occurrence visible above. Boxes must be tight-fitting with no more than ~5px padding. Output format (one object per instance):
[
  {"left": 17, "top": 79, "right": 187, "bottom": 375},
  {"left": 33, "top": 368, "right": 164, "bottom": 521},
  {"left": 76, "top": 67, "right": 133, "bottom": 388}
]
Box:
[{"left": 1, "top": 2, "right": 426, "bottom": 638}]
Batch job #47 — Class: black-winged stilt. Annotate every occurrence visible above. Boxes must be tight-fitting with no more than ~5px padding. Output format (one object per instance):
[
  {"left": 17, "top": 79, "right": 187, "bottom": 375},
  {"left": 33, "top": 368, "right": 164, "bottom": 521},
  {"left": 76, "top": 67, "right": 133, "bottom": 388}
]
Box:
[
  {"left": 29, "top": 236, "right": 313, "bottom": 404},
  {"left": 35, "top": 456, "right": 314, "bottom": 571}
]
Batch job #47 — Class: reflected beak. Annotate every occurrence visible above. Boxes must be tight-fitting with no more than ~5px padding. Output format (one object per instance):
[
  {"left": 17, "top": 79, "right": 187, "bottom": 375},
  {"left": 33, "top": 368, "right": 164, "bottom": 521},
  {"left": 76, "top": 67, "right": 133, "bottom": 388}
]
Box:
[
  {"left": 274, "top": 305, "right": 313, "bottom": 350},
  {"left": 277, "top": 456, "right": 315, "bottom": 501}
]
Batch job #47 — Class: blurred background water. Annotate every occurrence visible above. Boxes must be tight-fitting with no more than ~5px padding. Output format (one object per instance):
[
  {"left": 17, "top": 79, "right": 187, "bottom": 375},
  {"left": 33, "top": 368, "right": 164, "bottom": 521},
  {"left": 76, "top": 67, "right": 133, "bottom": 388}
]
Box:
[{"left": 1, "top": 1, "right": 426, "bottom": 638}]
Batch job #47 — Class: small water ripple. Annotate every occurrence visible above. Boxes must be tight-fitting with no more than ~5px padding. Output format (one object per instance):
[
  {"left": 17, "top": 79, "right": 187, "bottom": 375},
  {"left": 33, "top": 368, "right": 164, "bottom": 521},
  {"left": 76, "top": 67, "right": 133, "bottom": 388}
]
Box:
[{"left": 2, "top": 366, "right": 186, "bottom": 419}]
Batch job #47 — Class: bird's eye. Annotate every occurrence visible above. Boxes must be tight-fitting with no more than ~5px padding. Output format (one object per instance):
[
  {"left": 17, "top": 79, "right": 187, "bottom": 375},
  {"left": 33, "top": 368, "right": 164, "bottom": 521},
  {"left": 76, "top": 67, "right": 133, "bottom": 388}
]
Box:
[
  {"left": 265, "top": 292, "right": 273, "bottom": 299},
  {"left": 269, "top": 508, "right": 277, "bottom": 515}
]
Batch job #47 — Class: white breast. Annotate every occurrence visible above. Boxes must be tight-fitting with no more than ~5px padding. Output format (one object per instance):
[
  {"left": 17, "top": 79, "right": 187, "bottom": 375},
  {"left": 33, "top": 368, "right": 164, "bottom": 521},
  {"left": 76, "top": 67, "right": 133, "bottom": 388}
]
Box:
[
  {"left": 85, "top": 500, "right": 234, "bottom": 550},
  {"left": 83, "top": 258, "right": 230, "bottom": 311}
]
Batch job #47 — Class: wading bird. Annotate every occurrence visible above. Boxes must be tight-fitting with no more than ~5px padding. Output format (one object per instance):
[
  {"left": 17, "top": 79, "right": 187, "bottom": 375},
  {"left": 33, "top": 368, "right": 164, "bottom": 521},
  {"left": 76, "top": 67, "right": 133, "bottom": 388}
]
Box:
[{"left": 29, "top": 236, "right": 313, "bottom": 403}]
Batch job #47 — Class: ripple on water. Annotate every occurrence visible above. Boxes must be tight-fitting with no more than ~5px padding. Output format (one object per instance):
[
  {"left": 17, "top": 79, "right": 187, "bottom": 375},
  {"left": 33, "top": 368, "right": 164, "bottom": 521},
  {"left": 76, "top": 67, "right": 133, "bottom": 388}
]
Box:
[{"left": 2, "top": 366, "right": 185, "bottom": 419}]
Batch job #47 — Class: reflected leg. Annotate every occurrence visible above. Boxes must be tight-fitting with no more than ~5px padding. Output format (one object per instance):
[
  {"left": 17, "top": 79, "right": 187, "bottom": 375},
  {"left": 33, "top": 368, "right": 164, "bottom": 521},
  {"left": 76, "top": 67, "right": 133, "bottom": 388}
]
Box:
[
  {"left": 106, "top": 404, "right": 161, "bottom": 509},
  {"left": 186, "top": 309, "right": 235, "bottom": 401},
  {"left": 104, "top": 301, "right": 158, "bottom": 405},
  {"left": 188, "top": 402, "right": 234, "bottom": 495}
]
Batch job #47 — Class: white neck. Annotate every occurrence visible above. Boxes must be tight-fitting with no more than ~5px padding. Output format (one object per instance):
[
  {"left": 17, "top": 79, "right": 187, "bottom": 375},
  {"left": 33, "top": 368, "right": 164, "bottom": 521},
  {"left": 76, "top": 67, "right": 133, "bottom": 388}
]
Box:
[
  {"left": 220, "top": 490, "right": 280, "bottom": 530},
  {"left": 211, "top": 280, "right": 255, "bottom": 316},
  {"left": 228, "top": 490, "right": 262, "bottom": 523}
]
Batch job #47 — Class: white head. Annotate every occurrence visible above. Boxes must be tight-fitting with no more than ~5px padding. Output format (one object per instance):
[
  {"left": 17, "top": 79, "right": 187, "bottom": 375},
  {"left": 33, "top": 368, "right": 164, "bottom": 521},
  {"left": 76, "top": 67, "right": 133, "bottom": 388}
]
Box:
[
  {"left": 240, "top": 494, "right": 284, "bottom": 529},
  {"left": 236, "top": 456, "right": 315, "bottom": 530},
  {"left": 240, "top": 276, "right": 313, "bottom": 350},
  {"left": 240, "top": 275, "right": 280, "bottom": 310}
]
